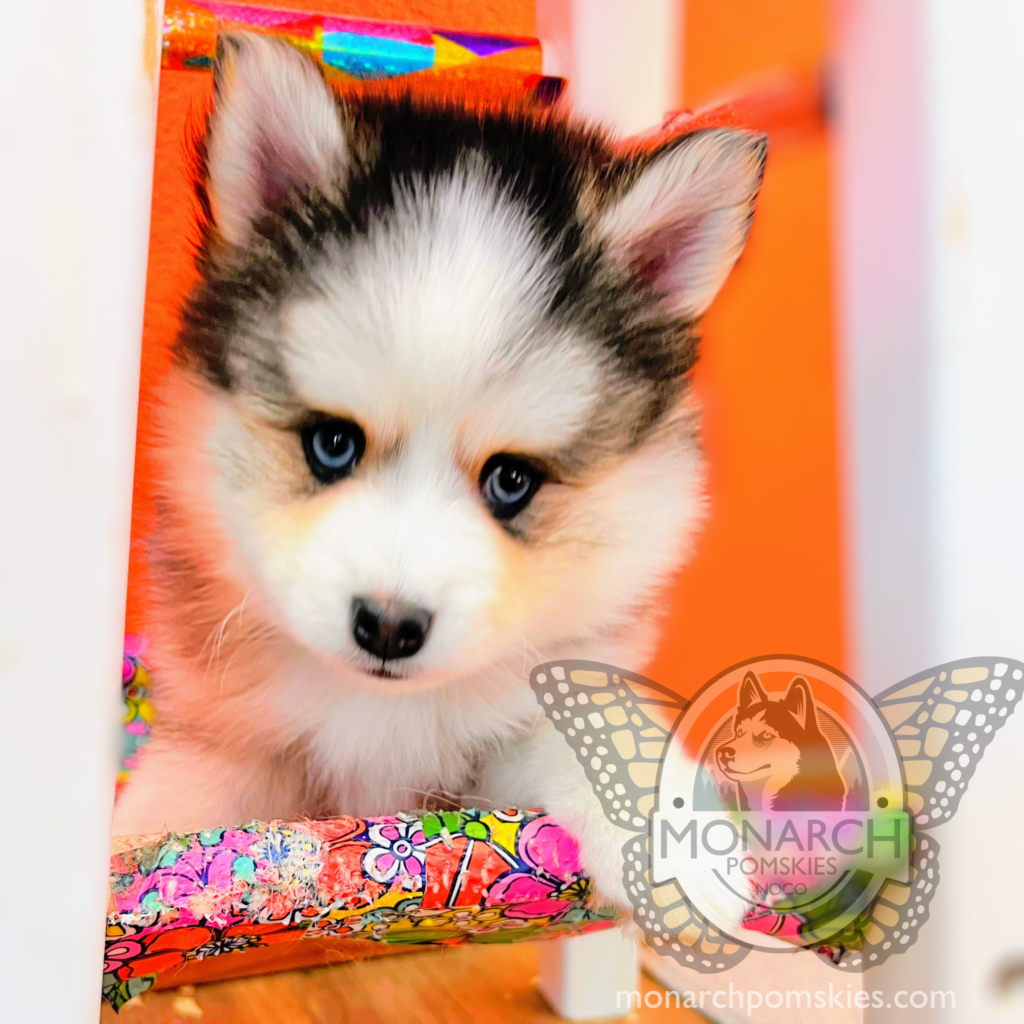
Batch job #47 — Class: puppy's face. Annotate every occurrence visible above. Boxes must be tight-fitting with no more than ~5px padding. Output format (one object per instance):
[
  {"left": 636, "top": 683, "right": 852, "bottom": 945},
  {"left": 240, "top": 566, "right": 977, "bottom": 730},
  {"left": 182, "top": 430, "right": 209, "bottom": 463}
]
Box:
[{"left": 165, "top": 34, "right": 765, "bottom": 690}]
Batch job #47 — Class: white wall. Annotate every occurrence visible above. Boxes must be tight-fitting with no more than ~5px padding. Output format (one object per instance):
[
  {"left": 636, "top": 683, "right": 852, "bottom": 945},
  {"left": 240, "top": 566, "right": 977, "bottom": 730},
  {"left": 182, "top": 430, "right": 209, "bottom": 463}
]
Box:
[
  {"left": 0, "top": 0, "right": 159, "bottom": 1020},
  {"left": 834, "top": 1, "right": 1024, "bottom": 1020}
]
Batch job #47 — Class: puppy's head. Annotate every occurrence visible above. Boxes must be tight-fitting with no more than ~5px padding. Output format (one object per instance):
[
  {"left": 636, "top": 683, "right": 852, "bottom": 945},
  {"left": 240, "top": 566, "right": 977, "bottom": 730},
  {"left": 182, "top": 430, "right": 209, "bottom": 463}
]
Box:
[{"left": 161, "top": 33, "right": 765, "bottom": 689}]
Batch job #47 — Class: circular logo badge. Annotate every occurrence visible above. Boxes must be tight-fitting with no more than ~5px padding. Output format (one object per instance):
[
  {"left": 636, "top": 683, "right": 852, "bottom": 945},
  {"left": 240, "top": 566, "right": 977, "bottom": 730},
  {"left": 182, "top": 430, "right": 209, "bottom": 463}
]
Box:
[{"left": 653, "top": 656, "right": 909, "bottom": 952}]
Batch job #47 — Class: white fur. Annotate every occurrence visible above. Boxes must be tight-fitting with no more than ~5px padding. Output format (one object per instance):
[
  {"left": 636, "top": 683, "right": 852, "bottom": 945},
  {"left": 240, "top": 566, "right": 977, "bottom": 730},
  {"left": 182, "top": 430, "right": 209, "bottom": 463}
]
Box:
[
  {"left": 285, "top": 164, "right": 604, "bottom": 451},
  {"left": 598, "top": 129, "right": 766, "bottom": 320},
  {"left": 207, "top": 33, "right": 348, "bottom": 247}
]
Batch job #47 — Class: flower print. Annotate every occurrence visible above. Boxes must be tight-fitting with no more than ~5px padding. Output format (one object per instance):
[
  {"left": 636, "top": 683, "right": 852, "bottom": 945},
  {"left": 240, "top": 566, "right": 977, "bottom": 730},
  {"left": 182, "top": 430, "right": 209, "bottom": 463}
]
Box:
[
  {"left": 113, "top": 829, "right": 260, "bottom": 930},
  {"left": 361, "top": 906, "right": 404, "bottom": 925},
  {"left": 578, "top": 917, "right": 620, "bottom": 936},
  {"left": 103, "top": 938, "right": 144, "bottom": 975},
  {"left": 318, "top": 838, "right": 377, "bottom": 904},
  {"left": 482, "top": 816, "right": 589, "bottom": 922},
  {"left": 742, "top": 904, "right": 806, "bottom": 942},
  {"left": 322, "top": 915, "right": 368, "bottom": 937},
  {"left": 250, "top": 823, "right": 322, "bottom": 892},
  {"left": 490, "top": 809, "right": 526, "bottom": 822},
  {"left": 430, "top": 907, "right": 504, "bottom": 931},
  {"left": 484, "top": 872, "right": 579, "bottom": 921},
  {"left": 307, "top": 816, "right": 365, "bottom": 845},
  {"left": 363, "top": 819, "right": 426, "bottom": 885},
  {"left": 261, "top": 889, "right": 299, "bottom": 921},
  {"left": 110, "top": 925, "right": 214, "bottom": 979},
  {"left": 103, "top": 920, "right": 303, "bottom": 983},
  {"left": 516, "top": 816, "right": 582, "bottom": 884},
  {"left": 188, "top": 934, "right": 260, "bottom": 960},
  {"left": 124, "top": 718, "right": 149, "bottom": 737},
  {"left": 103, "top": 972, "right": 155, "bottom": 1012},
  {"left": 219, "top": 921, "right": 299, "bottom": 947}
]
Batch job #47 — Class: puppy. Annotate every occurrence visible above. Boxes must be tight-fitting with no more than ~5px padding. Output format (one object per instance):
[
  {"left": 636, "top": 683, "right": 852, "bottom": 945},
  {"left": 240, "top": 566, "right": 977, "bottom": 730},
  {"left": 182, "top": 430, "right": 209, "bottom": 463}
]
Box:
[
  {"left": 113, "top": 32, "right": 765, "bottom": 907},
  {"left": 715, "top": 672, "right": 847, "bottom": 811}
]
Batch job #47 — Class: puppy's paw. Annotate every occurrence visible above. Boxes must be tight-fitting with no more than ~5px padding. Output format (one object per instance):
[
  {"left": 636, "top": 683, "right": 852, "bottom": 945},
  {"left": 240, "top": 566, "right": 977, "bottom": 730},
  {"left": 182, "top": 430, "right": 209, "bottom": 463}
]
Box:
[{"left": 570, "top": 816, "right": 636, "bottom": 914}]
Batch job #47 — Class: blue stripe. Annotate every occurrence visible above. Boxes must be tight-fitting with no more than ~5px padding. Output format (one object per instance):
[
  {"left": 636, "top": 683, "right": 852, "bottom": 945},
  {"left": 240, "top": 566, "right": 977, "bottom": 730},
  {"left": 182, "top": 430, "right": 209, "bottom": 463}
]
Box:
[{"left": 322, "top": 32, "right": 435, "bottom": 79}]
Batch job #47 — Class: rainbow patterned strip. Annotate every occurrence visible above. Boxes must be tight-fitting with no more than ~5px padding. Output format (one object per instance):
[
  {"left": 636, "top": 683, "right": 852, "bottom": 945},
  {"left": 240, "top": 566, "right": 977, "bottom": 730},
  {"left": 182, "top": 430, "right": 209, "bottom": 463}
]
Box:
[{"left": 162, "top": 0, "right": 543, "bottom": 83}]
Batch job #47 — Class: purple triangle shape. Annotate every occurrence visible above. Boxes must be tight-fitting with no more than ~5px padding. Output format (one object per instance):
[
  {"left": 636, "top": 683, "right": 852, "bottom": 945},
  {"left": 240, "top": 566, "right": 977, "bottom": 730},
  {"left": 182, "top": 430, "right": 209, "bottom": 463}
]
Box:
[{"left": 436, "top": 31, "right": 530, "bottom": 58}]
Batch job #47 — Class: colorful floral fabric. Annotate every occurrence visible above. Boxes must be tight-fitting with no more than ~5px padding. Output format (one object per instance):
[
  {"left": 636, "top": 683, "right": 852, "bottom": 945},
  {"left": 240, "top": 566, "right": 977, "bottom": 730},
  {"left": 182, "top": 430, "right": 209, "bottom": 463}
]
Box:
[
  {"left": 118, "top": 635, "right": 153, "bottom": 791},
  {"left": 109, "top": 640, "right": 620, "bottom": 1010},
  {"left": 105, "top": 809, "right": 619, "bottom": 1009}
]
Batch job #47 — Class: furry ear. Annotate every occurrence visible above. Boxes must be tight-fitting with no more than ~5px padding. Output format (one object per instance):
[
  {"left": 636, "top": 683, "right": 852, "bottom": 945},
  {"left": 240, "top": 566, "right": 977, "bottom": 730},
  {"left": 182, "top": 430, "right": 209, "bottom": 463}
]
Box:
[
  {"left": 597, "top": 129, "right": 766, "bottom": 320},
  {"left": 783, "top": 677, "right": 813, "bottom": 731},
  {"left": 206, "top": 32, "right": 347, "bottom": 246},
  {"left": 737, "top": 671, "right": 768, "bottom": 713}
]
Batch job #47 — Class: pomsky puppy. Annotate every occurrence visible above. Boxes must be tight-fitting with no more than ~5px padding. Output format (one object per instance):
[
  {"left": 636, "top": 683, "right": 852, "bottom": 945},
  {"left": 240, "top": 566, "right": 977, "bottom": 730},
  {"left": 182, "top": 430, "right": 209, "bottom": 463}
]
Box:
[{"left": 113, "top": 32, "right": 766, "bottom": 906}]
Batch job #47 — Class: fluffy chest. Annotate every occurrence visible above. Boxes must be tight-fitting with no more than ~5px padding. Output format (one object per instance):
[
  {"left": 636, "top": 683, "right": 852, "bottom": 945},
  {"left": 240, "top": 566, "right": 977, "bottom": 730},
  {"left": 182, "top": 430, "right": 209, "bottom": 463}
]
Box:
[{"left": 269, "top": 652, "right": 539, "bottom": 815}]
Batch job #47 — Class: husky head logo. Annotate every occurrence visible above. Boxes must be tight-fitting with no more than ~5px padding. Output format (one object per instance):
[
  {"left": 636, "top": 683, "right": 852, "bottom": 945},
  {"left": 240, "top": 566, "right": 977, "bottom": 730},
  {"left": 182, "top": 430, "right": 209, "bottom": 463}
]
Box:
[
  {"left": 715, "top": 670, "right": 846, "bottom": 811},
  {"left": 537, "top": 655, "right": 1023, "bottom": 969}
]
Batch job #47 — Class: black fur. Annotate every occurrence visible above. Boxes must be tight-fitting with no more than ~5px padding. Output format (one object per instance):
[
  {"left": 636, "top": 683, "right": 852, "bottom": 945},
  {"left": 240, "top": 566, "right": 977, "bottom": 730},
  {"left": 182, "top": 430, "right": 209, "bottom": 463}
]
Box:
[{"left": 176, "top": 79, "right": 700, "bottom": 449}]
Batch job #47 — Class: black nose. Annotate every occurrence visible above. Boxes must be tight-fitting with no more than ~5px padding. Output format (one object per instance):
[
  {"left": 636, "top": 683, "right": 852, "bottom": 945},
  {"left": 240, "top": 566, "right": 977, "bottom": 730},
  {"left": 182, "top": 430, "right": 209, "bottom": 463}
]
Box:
[
  {"left": 351, "top": 598, "right": 432, "bottom": 661},
  {"left": 718, "top": 746, "right": 735, "bottom": 762}
]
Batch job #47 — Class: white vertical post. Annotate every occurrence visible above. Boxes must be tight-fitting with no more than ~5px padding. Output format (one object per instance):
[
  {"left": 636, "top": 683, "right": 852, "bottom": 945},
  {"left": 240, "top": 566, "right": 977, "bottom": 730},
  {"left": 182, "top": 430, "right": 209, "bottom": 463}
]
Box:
[
  {"left": 537, "top": 0, "right": 683, "bottom": 136},
  {"left": 0, "top": 0, "right": 160, "bottom": 1020},
  {"left": 835, "top": 1, "right": 1024, "bottom": 1020},
  {"left": 538, "top": 927, "right": 640, "bottom": 1020},
  {"left": 532, "top": 1, "right": 683, "bottom": 1017}
]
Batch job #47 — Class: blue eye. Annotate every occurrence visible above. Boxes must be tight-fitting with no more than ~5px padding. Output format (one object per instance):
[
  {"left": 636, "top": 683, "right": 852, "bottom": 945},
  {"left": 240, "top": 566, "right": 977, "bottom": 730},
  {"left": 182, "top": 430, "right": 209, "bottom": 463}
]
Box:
[
  {"left": 480, "top": 455, "right": 543, "bottom": 520},
  {"left": 301, "top": 418, "right": 366, "bottom": 483}
]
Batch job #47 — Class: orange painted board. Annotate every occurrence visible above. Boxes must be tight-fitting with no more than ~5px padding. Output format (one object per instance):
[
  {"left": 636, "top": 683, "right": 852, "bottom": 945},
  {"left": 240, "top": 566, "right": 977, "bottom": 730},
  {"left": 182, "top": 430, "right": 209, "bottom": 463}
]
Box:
[{"left": 647, "top": 0, "right": 843, "bottom": 696}]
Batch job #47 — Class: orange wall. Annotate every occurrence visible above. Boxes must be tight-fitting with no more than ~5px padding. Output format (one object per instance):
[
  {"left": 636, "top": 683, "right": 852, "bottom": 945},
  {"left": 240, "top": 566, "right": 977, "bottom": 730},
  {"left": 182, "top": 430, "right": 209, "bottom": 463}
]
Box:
[
  {"left": 646, "top": 0, "right": 844, "bottom": 696},
  {"left": 127, "top": 0, "right": 843, "bottom": 704}
]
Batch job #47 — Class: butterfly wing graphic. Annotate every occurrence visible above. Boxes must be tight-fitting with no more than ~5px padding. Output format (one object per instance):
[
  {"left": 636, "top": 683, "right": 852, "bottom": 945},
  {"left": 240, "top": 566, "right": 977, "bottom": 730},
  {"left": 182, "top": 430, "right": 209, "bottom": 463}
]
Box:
[
  {"left": 531, "top": 660, "right": 752, "bottom": 973},
  {"left": 817, "top": 657, "right": 1022, "bottom": 970},
  {"left": 624, "top": 838, "right": 754, "bottom": 972},
  {"left": 874, "top": 657, "right": 1024, "bottom": 828},
  {"left": 530, "top": 660, "right": 686, "bottom": 831},
  {"left": 817, "top": 832, "right": 940, "bottom": 971}
]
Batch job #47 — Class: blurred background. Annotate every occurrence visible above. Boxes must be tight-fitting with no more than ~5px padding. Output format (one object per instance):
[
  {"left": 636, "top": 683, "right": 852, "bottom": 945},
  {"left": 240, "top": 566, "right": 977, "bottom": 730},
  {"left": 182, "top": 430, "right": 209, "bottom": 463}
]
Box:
[{"left": 4, "top": 1, "right": 1024, "bottom": 1021}]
